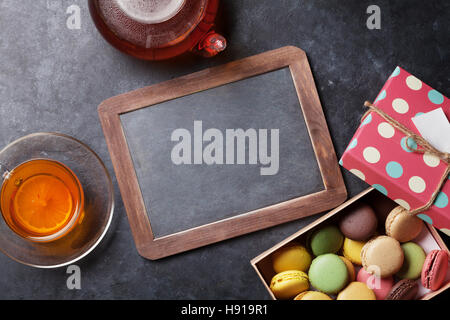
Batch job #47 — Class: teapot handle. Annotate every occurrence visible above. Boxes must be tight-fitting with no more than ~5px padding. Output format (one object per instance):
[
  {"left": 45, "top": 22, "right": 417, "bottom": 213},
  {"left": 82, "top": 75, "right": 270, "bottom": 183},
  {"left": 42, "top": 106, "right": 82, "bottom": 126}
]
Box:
[{"left": 194, "top": 30, "right": 227, "bottom": 58}]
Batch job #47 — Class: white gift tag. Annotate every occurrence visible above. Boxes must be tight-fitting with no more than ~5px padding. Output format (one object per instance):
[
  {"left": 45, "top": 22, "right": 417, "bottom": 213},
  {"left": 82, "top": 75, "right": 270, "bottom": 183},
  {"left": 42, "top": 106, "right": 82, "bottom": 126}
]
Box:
[{"left": 412, "top": 108, "right": 450, "bottom": 153}]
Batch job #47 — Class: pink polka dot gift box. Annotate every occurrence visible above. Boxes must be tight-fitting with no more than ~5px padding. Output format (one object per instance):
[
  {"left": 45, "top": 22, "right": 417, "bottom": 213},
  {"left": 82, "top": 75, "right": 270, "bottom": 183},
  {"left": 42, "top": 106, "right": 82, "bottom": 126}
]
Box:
[{"left": 340, "top": 67, "right": 450, "bottom": 235}]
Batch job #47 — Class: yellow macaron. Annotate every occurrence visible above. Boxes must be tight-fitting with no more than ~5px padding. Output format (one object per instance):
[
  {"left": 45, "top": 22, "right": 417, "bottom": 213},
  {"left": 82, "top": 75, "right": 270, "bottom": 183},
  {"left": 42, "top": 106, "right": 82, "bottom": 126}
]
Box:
[
  {"left": 272, "top": 244, "right": 312, "bottom": 273},
  {"left": 294, "top": 291, "right": 332, "bottom": 300},
  {"left": 343, "top": 238, "right": 366, "bottom": 265},
  {"left": 270, "top": 270, "right": 309, "bottom": 300},
  {"left": 337, "top": 281, "right": 376, "bottom": 300},
  {"left": 339, "top": 256, "right": 356, "bottom": 282}
]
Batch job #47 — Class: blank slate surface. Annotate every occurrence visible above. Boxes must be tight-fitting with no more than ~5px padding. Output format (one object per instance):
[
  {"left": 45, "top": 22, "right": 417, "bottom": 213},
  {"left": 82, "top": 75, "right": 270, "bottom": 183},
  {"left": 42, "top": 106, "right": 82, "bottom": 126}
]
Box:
[
  {"left": 121, "top": 67, "right": 323, "bottom": 237},
  {"left": 98, "top": 46, "right": 347, "bottom": 260}
]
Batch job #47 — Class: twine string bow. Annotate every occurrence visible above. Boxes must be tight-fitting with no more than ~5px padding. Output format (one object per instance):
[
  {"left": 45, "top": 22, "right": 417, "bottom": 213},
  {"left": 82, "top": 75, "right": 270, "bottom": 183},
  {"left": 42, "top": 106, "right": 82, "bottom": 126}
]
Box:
[{"left": 362, "top": 101, "right": 450, "bottom": 215}]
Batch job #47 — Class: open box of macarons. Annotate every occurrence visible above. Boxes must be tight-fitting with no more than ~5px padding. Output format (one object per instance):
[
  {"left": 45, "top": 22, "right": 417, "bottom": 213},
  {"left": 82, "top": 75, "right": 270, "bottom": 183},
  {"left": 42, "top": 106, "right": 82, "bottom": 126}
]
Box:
[{"left": 251, "top": 188, "right": 450, "bottom": 300}]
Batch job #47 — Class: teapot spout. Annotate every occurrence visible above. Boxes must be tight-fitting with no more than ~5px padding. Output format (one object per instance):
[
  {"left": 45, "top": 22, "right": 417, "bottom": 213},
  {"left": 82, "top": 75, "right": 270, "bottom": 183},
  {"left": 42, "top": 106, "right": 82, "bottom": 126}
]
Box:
[{"left": 194, "top": 31, "right": 227, "bottom": 58}]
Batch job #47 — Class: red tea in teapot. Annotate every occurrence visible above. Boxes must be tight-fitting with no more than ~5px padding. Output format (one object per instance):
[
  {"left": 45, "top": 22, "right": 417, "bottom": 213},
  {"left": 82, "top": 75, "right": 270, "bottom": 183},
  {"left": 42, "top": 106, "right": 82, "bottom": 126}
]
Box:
[
  {"left": 89, "top": 0, "right": 226, "bottom": 60},
  {"left": 98, "top": 0, "right": 203, "bottom": 48}
]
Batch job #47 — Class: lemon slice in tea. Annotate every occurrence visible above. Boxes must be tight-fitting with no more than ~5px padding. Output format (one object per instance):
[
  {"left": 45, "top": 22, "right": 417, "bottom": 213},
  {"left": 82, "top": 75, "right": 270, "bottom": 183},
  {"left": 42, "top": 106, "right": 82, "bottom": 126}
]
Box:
[{"left": 13, "top": 175, "right": 73, "bottom": 235}]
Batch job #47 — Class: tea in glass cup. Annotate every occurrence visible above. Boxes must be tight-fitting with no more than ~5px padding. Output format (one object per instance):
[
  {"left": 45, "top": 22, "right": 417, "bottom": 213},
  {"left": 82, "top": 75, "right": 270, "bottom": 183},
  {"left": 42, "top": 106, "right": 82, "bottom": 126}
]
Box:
[{"left": 0, "top": 159, "right": 84, "bottom": 242}]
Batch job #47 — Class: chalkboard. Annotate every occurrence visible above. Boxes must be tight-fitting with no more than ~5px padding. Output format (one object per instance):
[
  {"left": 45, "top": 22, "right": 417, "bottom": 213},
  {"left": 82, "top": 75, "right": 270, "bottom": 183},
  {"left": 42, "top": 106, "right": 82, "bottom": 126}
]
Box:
[{"left": 99, "top": 46, "right": 347, "bottom": 260}]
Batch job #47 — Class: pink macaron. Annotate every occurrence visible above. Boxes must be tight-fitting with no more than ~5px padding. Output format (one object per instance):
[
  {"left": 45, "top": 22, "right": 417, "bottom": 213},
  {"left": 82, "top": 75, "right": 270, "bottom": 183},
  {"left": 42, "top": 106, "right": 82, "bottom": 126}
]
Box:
[
  {"left": 421, "top": 250, "right": 449, "bottom": 291},
  {"left": 357, "top": 268, "right": 394, "bottom": 300}
]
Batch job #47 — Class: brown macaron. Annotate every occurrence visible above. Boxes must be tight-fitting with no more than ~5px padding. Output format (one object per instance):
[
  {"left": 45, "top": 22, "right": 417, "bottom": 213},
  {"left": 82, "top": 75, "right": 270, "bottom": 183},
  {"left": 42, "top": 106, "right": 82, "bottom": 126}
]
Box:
[
  {"left": 386, "top": 279, "right": 419, "bottom": 300},
  {"left": 361, "top": 236, "right": 404, "bottom": 278},
  {"left": 385, "top": 206, "right": 424, "bottom": 242},
  {"left": 339, "top": 203, "right": 378, "bottom": 241}
]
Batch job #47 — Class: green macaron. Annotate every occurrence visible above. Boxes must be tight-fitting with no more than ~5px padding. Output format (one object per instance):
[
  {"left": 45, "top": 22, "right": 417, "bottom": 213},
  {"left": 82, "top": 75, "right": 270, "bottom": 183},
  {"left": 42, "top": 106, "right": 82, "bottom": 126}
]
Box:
[
  {"left": 397, "top": 242, "right": 426, "bottom": 280},
  {"left": 309, "top": 225, "right": 344, "bottom": 256},
  {"left": 308, "top": 253, "right": 349, "bottom": 294}
]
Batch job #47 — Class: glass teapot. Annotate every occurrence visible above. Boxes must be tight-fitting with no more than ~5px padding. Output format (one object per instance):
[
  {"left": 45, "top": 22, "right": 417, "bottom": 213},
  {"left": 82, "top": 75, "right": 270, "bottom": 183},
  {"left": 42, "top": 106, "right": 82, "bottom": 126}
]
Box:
[{"left": 89, "top": 0, "right": 226, "bottom": 60}]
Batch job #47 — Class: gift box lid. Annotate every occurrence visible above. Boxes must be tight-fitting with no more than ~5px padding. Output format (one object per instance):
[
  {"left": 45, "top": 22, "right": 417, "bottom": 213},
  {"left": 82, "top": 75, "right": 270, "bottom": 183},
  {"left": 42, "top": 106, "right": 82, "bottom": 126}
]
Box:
[{"left": 341, "top": 67, "right": 450, "bottom": 235}]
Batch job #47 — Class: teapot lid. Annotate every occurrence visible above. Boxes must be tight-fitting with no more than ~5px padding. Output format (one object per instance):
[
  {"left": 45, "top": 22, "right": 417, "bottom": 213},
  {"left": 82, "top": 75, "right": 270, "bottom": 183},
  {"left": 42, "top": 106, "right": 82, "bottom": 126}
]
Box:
[{"left": 114, "top": 0, "right": 186, "bottom": 24}]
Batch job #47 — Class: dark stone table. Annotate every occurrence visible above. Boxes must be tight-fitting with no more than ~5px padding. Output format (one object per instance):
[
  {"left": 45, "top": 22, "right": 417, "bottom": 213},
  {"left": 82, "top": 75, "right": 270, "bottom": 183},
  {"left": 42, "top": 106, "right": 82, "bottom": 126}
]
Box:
[{"left": 0, "top": 0, "right": 448, "bottom": 299}]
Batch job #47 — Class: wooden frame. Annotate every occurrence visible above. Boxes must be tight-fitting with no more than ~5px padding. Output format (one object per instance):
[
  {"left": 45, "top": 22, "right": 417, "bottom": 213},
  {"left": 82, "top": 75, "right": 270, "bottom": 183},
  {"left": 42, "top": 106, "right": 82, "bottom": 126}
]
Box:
[
  {"left": 98, "top": 46, "right": 347, "bottom": 260},
  {"left": 251, "top": 187, "right": 450, "bottom": 300}
]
